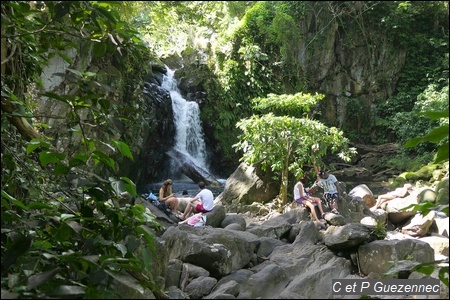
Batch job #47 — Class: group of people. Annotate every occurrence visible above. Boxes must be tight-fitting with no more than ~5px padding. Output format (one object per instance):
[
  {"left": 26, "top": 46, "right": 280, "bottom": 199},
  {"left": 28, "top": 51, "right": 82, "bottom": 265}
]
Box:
[
  {"left": 152, "top": 167, "right": 414, "bottom": 229},
  {"left": 293, "top": 164, "right": 415, "bottom": 228},
  {"left": 293, "top": 165, "right": 341, "bottom": 228},
  {"left": 155, "top": 179, "right": 215, "bottom": 222}
]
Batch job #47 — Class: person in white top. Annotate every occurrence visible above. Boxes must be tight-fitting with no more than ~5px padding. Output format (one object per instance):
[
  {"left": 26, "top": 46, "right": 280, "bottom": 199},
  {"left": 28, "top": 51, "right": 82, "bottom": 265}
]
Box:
[
  {"left": 293, "top": 174, "right": 326, "bottom": 227},
  {"left": 181, "top": 181, "right": 214, "bottom": 220},
  {"left": 310, "top": 170, "right": 342, "bottom": 214}
]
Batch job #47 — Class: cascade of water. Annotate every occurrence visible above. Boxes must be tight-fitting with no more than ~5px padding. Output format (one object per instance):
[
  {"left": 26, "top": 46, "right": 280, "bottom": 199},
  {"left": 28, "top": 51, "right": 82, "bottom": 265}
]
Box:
[{"left": 161, "top": 68, "right": 209, "bottom": 171}]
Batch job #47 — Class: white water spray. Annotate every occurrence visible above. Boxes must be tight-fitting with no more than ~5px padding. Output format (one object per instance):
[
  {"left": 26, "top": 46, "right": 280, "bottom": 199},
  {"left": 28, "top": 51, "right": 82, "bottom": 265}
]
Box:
[{"left": 161, "top": 68, "right": 208, "bottom": 170}]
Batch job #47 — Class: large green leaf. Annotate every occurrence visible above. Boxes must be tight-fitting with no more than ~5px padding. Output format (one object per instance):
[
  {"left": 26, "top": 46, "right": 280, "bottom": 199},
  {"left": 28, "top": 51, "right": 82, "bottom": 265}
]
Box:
[
  {"left": 104, "top": 270, "right": 145, "bottom": 294},
  {"left": 54, "top": 162, "right": 70, "bottom": 175},
  {"left": 1, "top": 191, "right": 27, "bottom": 210},
  {"left": 111, "top": 140, "right": 134, "bottom": 160},
  {"left": 27, "top": 139, "right": 51, "bottom": 155},
  {"left": 92, "top": 150, "right": 116, "bottom": 170},
  {"left": 110, "top": 178, "right": 127, "bottom": 197},
  {"left": 434, "top": 142, "right": 449, "bottom": 164},
  {"left": 418, "top": 109, "right": 449, "bottom": 120},
  {"left": 26, "top": 268, "right": 61, "bottom": 290},
  {"left": 40, "top": 92, "right": 70, "bottom": 104},
  {"left": 404, "top": 125, "right": 449, "bottom": 147},
  {"left": 1, "top": 233, "right": 33, "bottom": 274},
  {"left": 39, "top": 151, "right": 66, "bottom": 166},
  {"left": 69, "top": 153, "right": 89, "bottom": 167},
  {"left": 120, "top": 176, "right": 137, "bottom": 197}
]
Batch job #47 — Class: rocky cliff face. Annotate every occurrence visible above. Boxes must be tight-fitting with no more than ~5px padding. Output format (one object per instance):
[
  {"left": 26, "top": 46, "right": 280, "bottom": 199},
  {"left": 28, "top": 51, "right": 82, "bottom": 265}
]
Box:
[
  {"left": 299, "top": 10, "right": 406, "bottom": 134},
  {"left": 35, "top": 45, "right": 176, "bottom": 186}
]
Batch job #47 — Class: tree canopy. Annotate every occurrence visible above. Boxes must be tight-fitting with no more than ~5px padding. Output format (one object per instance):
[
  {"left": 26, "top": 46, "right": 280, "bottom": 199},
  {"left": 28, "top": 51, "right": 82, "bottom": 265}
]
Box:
[{"left": 234, "top": 93, "right": 356, "bottom": 205}]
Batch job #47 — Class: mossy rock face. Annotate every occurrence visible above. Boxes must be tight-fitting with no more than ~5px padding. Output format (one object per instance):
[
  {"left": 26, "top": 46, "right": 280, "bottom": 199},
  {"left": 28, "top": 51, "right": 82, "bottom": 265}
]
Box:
[
  {"left": 435, "top": 177, "right": 449, "bottom": 192},
  {"left": 389, "top": 176, "right": 407, "bottom": 187},
  {"left": 436, "top": 188, "right": 449, "bottom": 205},
  {"left": 416, "top": 164, "right": 440, "bottom": 179},
  {"left": 436, "top": 177, "right": 449, "bottom": 205},
  {"left": 403, "top": 172, "right": 418, "bottom": 181}
]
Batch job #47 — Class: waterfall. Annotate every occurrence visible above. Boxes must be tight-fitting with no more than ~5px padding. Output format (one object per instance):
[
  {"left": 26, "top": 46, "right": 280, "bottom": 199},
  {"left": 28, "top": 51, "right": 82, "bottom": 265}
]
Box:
[{"left": 161, "top": 68, "right": 209, "bottom": 171}]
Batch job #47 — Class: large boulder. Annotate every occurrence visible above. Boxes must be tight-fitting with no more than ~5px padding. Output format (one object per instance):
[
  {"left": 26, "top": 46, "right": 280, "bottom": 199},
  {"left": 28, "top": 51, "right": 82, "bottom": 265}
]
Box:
[
  {"left": 323, "top": 223, "right": 373, "bottom": 251},
  {"left": 401, "top": 211, "right": 437, "bottom": 237},
  {"left": 435, "top": 177, "right": 449, "bottom": 206},
  {"left": 356, "top": 239, "right": 435, "bottom": 276},
  {"left": 161, "top": 226, "right": 260, "bottom": 278},
  {"left": 348, "top": 184, "right": 375, "bottom": 208},
  {"left": 385, "top": 191, "right": 421, "bottom": 225},
  {"left": 214, "top": 162, "right": 278, "bottom": 208}
]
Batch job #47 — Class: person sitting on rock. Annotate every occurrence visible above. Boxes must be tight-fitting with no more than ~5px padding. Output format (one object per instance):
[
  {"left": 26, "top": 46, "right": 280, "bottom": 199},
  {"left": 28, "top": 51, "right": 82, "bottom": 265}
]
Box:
[
  {"left": 293, "top": 174, "right": 327, "bottom": 228},
  {"left": 372, "top": 183, "right": 414, "bottom": 210},
  {"left": 159, "top": 179, "right": 182, "bottom": 217},
  {"left": 181, "top": 181, "right": 214, "bottom": 220}
]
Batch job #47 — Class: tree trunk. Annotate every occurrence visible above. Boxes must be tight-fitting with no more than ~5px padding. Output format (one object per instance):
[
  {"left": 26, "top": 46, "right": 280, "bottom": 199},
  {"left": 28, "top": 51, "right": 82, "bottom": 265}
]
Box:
[{"left": 280, "top": 141, "right": 291, "bottom": 205}]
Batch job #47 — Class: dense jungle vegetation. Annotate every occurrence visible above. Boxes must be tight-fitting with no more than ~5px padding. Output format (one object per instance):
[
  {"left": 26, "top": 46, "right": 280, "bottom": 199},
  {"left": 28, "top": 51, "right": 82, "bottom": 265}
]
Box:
[{"left": 1, "top": 1, "right": 448, "bottom": 298}]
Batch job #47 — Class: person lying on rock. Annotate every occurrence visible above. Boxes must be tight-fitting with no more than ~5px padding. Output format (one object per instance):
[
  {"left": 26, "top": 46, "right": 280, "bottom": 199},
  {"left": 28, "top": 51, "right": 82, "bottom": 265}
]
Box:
[
  {"left": 293, "top": 173, "right": 327, "bottom": 228},
  {"left": 371, "top": 183, "right": 414, "bottom": 210},
  {"left": 180, "top": 181, "right": 214, "bottom": 220}
]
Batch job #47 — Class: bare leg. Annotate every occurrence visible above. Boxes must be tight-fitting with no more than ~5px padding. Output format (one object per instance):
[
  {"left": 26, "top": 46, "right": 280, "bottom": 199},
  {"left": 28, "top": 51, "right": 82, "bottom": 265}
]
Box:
[
  {"left": 305, "top": 201, "right": 321, "bottom": 223},
  {"left": 165, "top": 196, "right": 179, "bottom": 212},
  {"left": 182, "top": 204, "right": 193, "bottom": 220},
  {"left": 182, "top": 200, "right": 199, "bottom": 220},
  {"left": 374, "top": 195, "right": 395, "bottom": 209},
  {"left": 316, "top": 199, "right": 325, "bottom": 217}
]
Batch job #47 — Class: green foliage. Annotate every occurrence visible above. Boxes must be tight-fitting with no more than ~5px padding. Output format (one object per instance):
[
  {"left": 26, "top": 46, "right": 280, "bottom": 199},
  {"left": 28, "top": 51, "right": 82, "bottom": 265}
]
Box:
[
  {"left": 241, "top": 1, "right": 279, "bottom": 48},
  {"left": 342, "top": 97, "right": 375, "bottom": 143},
  {"left": 403, "top": 201, "right": 449, "bottom": 218},
  {"left": 2, "top": 124, "right": 166, "bottom": 298},
  {"left": 1, "top": 1, "right": 165, "bottom": 298},
  {"left": 233, "top": 108, "right": 356, "bottom": 205},
  {"left": 375, "top": 81, "right": 449, "bottom": 157},
  {"left": 370, "top": 220, "right": 387, "bottom": 240},
  {"left": 252, "top": 92, "right": 324, "bottom": 117},
  {"left": 388, "top": 80, "right": 450, "bottom": 287},
  {"left": 384, "top": 259, "right": 449, "bottom": 288},
  {"left": 404, "top": 108, "right": 449, "bottom": 164},
  {"left": 236, "top": 1, "right": 306, "bottom": 92},
  {"left": 382, "top": 152, "right": 435, "bottom": 173},
  {"left": 234, "top": 112, "right": 355, "bottom": 172},
  {"left": 372, "top": 3, "right": 448, "bottom": 145}
]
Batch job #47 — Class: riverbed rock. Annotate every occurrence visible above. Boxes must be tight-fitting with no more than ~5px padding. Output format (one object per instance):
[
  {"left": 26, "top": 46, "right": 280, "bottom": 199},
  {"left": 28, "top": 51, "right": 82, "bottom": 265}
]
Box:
[{"left": 348, "top": 184, "right": 376, "bottom": 208}]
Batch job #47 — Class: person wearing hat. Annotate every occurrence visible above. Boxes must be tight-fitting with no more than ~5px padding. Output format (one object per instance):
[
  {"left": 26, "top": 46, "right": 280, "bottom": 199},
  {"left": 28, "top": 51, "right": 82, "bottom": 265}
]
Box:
[
  {"left": 310, "top": 165, "right": 342, "bottom": 214},
  {"left": 159, "top": 179, "right": 181, "bottom": 217}
]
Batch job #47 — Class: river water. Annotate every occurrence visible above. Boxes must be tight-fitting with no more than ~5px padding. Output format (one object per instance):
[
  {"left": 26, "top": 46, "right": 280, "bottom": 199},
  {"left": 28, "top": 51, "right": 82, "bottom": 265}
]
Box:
[
  {"left": 141, "top": 177, "right": 390, "bottom": 199},
  {"left": 142, "top": 178, "right": 227, "bottom": 198}
]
